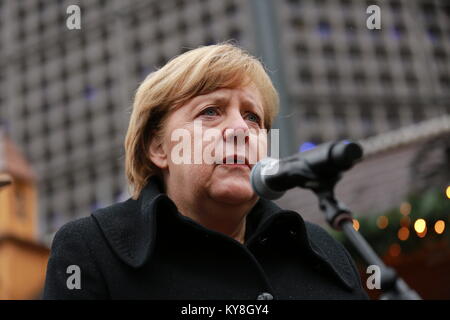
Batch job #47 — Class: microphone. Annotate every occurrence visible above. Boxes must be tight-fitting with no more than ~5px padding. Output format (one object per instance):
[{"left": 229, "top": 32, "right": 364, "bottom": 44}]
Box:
[{"left": 250, "top": 141, "right": 363, "bottom": 200}]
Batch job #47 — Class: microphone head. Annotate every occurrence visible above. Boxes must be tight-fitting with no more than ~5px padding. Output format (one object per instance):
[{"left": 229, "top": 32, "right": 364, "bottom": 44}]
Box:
[
  {"left": 331, "top": 141, "right": 363, "bottom": 170},
  {"left": 250, "top": 158, "right": 286, "bottom": 200}
]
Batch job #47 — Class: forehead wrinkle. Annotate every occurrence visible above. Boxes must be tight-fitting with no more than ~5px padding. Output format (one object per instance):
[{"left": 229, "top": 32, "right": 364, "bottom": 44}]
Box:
[
  {"left": 236, "top": 88, "right": 265, "bottom": 118},
  {"left": 240, "top": 96, "right": 263, "bottom": 115},
  {"left": 185, "top": 90, "right": 231, "bottom": 111},
  {"left": 181, "top": 87, "right": 265, "bottom": 117}
]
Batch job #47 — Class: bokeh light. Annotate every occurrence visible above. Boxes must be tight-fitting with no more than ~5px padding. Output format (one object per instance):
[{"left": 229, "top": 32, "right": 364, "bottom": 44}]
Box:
[
  {"left": 299, "top": 142, "right": 316, "bottom": 152},
  {"left": 417, "top": 226, "right": 427, "bottom": 238},
  {"left": 414, "top": 218, "right": 426, "bottom": 233},
  {"left": 400, "top": 202, "right": 411, "bottom": 215},
  {"left": 400, "top": 216, "right": 411, "bottom": 228},
  {"left": 352, "top": 219, "right": 360, "bottom": 231},
  {"left": 398, "top": 227, "right": 410, "bottom": 241},
  {"left": 376, "top": 216, "right": 389, "bottom": 229},
  {"left": 434, "top": 220, "right": 445, "bottom": 234}
]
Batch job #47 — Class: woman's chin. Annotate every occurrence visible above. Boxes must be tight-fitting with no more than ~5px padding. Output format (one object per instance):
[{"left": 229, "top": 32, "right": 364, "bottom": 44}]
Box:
[{"left": 208, "top": 181, "right": 255, "bottom": 205}]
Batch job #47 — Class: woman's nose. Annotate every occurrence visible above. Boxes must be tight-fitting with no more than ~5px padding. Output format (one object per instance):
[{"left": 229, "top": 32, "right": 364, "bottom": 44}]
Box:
[{"left": 222, "top": 111, "right": 250, "bottom": 143}]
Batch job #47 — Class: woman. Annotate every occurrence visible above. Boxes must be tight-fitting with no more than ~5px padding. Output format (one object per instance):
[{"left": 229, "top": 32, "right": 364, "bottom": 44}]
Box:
[{"left": 43, "top": 43, "right": 368, "bottom": 300}]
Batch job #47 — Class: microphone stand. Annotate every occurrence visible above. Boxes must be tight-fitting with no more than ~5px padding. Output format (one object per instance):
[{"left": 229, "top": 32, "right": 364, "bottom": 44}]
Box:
[
  {"left": 254, "top": 140, "right": 422, "bottom": 299},
  {"left": 311, "top": 178, "right": 421, "bottom": 300}
]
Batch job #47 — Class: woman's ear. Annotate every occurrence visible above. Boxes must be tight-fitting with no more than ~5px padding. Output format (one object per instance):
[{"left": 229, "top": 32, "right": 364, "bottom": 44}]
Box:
[{"left": 148, "top": 135, "right": 168, "bottom": 169}]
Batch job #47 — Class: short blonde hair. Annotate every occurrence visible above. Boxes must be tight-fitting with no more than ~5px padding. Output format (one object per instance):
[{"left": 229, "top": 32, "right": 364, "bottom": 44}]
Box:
[{"left": 124, "top": 42, "right": 279, "bottom": 199}]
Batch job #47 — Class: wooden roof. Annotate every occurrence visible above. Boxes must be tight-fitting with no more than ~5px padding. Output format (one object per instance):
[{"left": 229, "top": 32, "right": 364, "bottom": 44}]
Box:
[{"left": 0, "top": 129, "right": 36, "bottom": 182}]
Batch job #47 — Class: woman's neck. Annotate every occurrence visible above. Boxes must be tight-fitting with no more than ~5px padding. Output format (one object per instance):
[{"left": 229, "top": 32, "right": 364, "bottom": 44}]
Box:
[{"left": 167, "top": 189, "right": 256, "bottom": 244}]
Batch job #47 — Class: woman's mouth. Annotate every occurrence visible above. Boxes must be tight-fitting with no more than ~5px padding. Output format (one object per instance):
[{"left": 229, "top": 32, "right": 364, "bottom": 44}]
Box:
[{"left": 219, "top": 155, "right": 251, "bottom": 169}]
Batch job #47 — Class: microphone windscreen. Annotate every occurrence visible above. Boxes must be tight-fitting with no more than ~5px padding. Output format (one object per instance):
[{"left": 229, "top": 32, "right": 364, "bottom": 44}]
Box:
[{"left": 250, "top": 158, "right": 286, "bottom": 200}]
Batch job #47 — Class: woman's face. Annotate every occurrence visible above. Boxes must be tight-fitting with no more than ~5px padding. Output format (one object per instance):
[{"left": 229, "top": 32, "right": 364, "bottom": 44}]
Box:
[{"left": 150, "top": 83, "right": 268, "bottom": 206}]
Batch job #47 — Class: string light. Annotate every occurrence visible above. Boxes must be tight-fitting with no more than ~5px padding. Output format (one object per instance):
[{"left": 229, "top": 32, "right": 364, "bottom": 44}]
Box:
[
  {"left": 446, "top": 185, "right": 450, "bottom": 199},
  {"left": 377, "top": 216, "right": 389, "bottom": 229},
  {"left": 352, "top": 219, "right": 360, "bottom": 231},
  {"left": 398, "top": 227, "right": 410, "bottom": 241},
  {"left": 414, "top": 219, "right": 426, "bottom": 234},
  {"left": 434, "top": 220, "right": 445, "bottom": 234},
  {"left": 400, "top": 202, "right": 411, "bottom": 215},
  {"left": 400, "top": 216, "right": 411, "bottom": 228},
  {"left": 417, "top": 226, "right": 427, "bottom": 238}
]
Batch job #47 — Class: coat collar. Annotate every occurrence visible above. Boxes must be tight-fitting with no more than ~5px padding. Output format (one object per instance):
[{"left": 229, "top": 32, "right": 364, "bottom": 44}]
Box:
[
  {"left": 92, "top": 176, "right": 355, "bottom": 290},
  {"left": 91, "top": 176, "right": 175, "bottom": 269}
]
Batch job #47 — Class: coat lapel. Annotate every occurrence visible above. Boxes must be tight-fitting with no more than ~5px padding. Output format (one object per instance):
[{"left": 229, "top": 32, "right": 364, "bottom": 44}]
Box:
[{"left": 91, "top": 176, "right": 176, "bottom": 268}]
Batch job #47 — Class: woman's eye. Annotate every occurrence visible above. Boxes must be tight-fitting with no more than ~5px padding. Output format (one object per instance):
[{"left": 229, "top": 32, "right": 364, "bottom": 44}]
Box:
[
  {"left": 200, "top": 107, "right": 219, "bottom": 117},
  {"left": 246, "top": 112, "right": 261, "bottom": 124}
]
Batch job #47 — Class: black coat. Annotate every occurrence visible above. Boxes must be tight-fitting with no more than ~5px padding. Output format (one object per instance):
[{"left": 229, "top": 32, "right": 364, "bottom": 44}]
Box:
[{"left": 43, "top": 176, "right": 368, "bottom": 300}]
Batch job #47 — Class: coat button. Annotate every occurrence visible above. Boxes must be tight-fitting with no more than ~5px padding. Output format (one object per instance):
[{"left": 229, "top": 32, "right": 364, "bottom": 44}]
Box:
[
  {"left": 257, "top": 292, "right": 274, "bottom": 300},
  {"left": 289, "top": 229, "right": 297, "bottom": 238},
  {"left": 259, "top": 236, "right": 268, "bottom": 245}
]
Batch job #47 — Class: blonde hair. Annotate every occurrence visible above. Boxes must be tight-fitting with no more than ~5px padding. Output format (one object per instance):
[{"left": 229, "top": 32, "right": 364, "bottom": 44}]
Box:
[{"left": 124, "top": 42, "right": 279, "bottom": 199}]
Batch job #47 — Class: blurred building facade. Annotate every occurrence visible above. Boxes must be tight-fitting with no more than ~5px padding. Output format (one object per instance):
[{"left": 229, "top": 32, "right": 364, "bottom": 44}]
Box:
[{"left": 0, "top": 0, "right": 449, "bottom": 243}]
